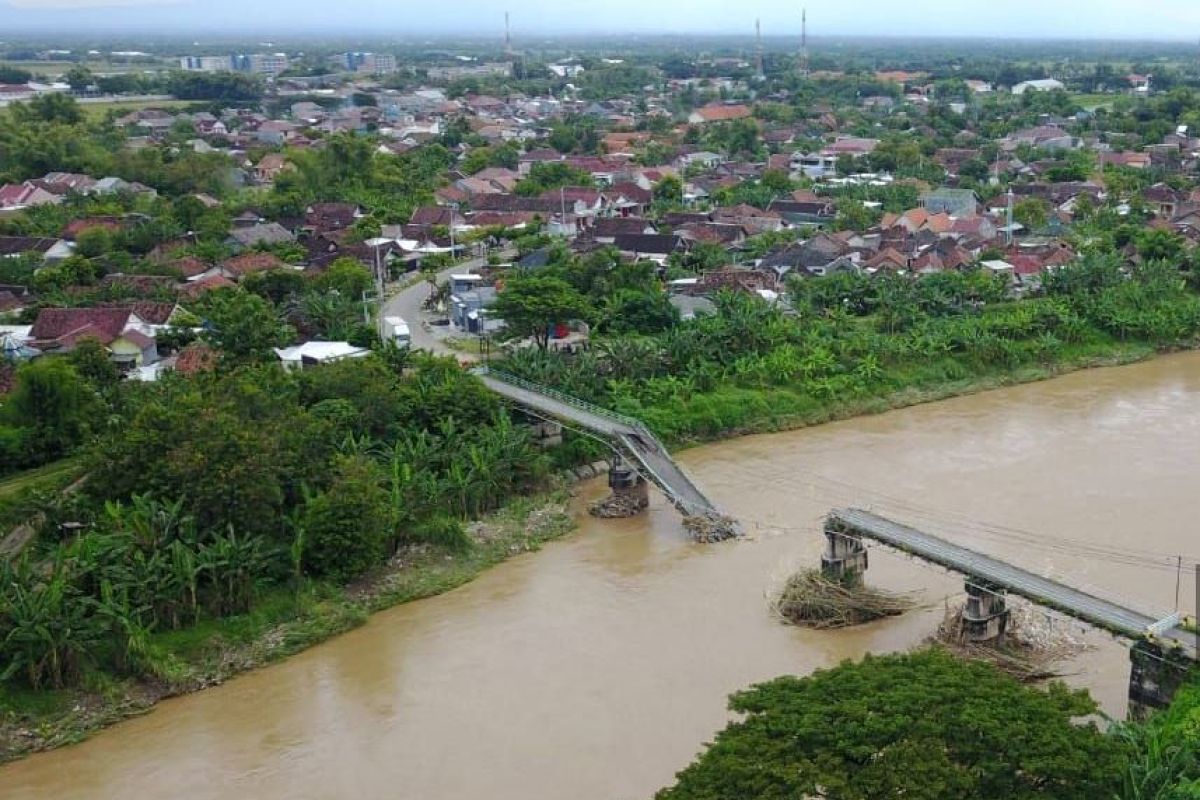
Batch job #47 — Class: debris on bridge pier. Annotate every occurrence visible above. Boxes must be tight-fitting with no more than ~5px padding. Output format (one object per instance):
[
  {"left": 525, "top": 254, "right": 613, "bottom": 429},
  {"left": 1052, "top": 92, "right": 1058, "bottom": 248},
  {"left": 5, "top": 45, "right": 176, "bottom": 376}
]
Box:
[
  {"left": 683, "top": 513, "right": 740, "bottom": 543},
  {"left": 589, "top": 459, "right": 650, "bottom": 518},
  {"left": 933, "top": 600, "right": 1086, "bottom": 683},
  {"left": 773, "top": 569, "right": 915, "bottom": 629}
]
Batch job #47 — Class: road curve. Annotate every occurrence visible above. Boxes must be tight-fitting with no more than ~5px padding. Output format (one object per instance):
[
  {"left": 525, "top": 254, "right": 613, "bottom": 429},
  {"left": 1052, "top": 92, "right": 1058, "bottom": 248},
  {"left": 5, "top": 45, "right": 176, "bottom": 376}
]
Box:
[{"left": 381, "top": 250, "right": 511, "bottom": 359}]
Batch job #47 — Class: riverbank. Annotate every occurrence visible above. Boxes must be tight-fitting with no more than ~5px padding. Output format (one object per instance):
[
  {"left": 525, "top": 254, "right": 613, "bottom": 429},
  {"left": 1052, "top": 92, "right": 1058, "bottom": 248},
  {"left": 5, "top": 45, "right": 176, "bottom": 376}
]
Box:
[
  {"left": 0, "top": 339, "right": 1177, "bottom": 766},
  {"left": 0, "top": 492, "right": 575, "bottom": 764},
  {"left": 8, "top": 347, "right": 1200, "bottom": 798},
  {"left": 648, "top": 340, "right": 1163, "bottom": 449}
]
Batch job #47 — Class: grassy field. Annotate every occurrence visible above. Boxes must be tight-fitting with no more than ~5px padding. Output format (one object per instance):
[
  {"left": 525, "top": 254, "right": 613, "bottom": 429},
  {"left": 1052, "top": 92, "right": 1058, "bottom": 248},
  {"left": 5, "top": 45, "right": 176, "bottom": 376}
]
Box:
[
  {"left": 78, "top": 98, "right": 194, "bottom": 120},
  {"left": 1071, "top": 92, "right": 1118, "bottom": 110},
  {"left": 1, "top": 60, "right": 166, "bottom": 78},
  {"left": 0, "top": 459, "right": 79, "bottom": 502}
]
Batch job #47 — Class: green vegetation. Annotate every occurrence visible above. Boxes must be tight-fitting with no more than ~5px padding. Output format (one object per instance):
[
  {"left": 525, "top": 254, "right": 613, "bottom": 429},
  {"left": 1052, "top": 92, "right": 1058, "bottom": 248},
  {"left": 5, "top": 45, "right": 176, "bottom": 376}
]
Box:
[
  {"left": 1114, "top": 684, "right": 1200, "bottom": 798},
  {"left": 513, "top": 161, "right": 596, "bottom": 196},
  {"left": 78, "top": 99, "right": 195, "bottom": 121},
  {"left": 656, "top": 649, "right": 1136, "bottom": 800},
  {"left": 498, "top": 254, "right": 1200, "bottom": 445},
  {"left": 0, "top": 492, "right": 574, "bottom": 762},
  {"left": 0, "top": 353, "right": 554, "bottom": 696}
]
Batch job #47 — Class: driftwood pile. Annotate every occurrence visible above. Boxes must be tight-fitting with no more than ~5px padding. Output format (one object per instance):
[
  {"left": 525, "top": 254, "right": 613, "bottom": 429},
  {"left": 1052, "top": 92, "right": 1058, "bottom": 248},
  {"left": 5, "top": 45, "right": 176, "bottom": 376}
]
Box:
[
  {"left": 933, "top": 601, "right": 1088, "bottom": 682},
  {"left": 773, "top": 569, "right": 916, "bottom": 629},
  {"left": 683, "top": 514, "right": 740, "bottom": 543}
]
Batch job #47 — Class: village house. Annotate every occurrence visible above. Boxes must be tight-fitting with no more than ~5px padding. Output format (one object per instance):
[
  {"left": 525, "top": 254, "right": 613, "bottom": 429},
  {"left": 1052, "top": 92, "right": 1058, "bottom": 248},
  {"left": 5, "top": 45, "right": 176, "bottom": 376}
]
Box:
[
  {"left": 687, "top": 104, "right": 753, "bottom": 125},
  {"left": 28, "top": 307, "right": 159, "bottom": 367}
]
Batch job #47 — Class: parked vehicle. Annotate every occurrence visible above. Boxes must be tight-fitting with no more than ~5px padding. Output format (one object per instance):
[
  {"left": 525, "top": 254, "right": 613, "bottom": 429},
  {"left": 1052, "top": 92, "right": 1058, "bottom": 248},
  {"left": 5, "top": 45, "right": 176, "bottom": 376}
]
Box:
[{"left": 382, "top": 316, "right": 411, "bottom": 347}]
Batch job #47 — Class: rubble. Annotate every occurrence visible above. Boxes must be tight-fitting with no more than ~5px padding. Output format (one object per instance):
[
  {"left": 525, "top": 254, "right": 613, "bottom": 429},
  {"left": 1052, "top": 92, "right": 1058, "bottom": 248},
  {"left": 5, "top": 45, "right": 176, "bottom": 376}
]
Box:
[{"left": 588, "top": 492, "right": 649, "bottom": 518}]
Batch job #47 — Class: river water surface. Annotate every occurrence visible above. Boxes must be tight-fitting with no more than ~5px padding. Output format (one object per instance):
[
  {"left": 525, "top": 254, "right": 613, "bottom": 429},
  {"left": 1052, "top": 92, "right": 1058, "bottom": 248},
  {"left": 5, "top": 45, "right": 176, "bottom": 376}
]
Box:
[{"left": 6, "top": 355, "right": 1200, "bottom": 799}]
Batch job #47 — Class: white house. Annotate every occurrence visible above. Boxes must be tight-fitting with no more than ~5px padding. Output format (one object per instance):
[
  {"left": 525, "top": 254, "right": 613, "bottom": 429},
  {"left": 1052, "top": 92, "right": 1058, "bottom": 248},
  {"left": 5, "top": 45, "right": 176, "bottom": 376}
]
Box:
[
  {"left": 1012, "top": 79, "right": 1065, "bottom": 95},
  {"left": 274, "top": 341, "right": 371, "bottom": 370}
]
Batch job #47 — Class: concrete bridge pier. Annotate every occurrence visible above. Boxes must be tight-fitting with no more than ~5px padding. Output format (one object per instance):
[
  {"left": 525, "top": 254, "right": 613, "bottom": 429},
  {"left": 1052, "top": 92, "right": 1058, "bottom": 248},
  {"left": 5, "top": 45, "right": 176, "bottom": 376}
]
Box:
[
  {"left": 525, "top": 419, "right": 563, "bottom": 449},
  {"left": 961, "top": 581, "right": 1010, "bottom": 643},
  {"left": 821, "top": 526, "right": 868, "bottom": 587},
  {"left": 1128, "top": 641, "right": 1193, "bottom": 720},
  {"left": 589, "top": 457, "right": 650, "bottom": 518},
  {"left": 608, "top": 459, "right": 649, "bottom": 510}
]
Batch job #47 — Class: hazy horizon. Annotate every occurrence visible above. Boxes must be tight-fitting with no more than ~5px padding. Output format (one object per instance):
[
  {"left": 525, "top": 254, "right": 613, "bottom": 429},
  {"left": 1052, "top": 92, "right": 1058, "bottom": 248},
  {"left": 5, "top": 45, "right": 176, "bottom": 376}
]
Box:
[{"left": 3, "top": 0, "right": 1200, "bottom": 41}]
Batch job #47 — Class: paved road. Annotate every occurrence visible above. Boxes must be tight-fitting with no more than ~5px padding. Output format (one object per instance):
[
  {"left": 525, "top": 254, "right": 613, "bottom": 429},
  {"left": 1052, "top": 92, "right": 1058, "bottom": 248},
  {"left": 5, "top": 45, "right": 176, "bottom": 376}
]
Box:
[
  {"left": 382, "top": 251, "right": 510, "bottom": 359},
  {"left": 831, "top": 508, "right": 1197, "bottom": 657}
]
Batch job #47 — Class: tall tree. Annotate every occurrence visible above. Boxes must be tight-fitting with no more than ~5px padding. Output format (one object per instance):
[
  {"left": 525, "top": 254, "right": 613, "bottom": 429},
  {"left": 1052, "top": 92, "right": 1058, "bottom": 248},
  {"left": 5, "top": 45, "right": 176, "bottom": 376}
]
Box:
[
  {"left": 198, "top": 289, "right": 295, "bottom": 364},
  {"left": 1, "top": 357, "right": 96, "bottom": 464},
  {"left": 491, "top": 276, "right": 592, "bottom": 350}
]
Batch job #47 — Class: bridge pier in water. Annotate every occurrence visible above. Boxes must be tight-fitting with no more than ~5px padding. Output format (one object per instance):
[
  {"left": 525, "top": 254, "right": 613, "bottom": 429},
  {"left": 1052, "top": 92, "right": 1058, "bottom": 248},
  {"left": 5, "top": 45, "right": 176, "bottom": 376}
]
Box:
[
  {"left": 961, "top": 582, "right": 1010, "bottom": 643},
  {"left": 820, "top": 525, "right": 868, "bottom": 587},
  {"left": 589, "top": 458, "right": 650, "bottom": 518}
]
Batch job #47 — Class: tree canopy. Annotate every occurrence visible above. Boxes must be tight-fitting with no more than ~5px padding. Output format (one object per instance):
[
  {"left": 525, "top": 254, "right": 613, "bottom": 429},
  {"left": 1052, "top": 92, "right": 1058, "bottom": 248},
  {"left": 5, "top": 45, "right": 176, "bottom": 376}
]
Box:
[
  {"left": 657, "top": 649, "right": 1128, "bottom": 800},
  {"left": 491, "top": 275, "right": 593, "bottom": 350}
]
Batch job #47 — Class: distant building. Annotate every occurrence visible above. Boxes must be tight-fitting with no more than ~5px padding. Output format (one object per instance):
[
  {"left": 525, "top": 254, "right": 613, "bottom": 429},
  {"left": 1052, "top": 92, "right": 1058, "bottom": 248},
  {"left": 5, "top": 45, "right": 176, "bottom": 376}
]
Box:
[
  {"left": 548, "top": 63, "right": 585, "bottom": 79},
  {"left": 341, "top": 52, "right": 397, "bottom": 75},
  {"left": 920, "top": 188, "right": 980, "bottom": 218},
  {"left": 244, "top": 53, "right": 289, "bottom": 75},
  {"left": 180, "top": 53, "right": 288, "bottom": 75},
  {"left": 1012, "top": 79, "right": 1065, "bottom": 95},
  {"left": 426, "top": 63, "right": 513, "bottom": 81},
  {"left": 687, "top": 104, "right": 752, "bottom": 125},
  {"left": 179, "top": 55, "right": 234, "bottom": 72}
]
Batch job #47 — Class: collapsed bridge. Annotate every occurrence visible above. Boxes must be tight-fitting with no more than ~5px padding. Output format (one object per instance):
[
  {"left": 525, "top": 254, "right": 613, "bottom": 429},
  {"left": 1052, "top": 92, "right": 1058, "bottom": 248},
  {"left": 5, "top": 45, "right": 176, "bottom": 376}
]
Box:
[
  {"left": 474, "top": 368, "right": 736, "bottom": 537},
  {"left": 823, "top": 508, "right": 1197, "bottom": 714}
]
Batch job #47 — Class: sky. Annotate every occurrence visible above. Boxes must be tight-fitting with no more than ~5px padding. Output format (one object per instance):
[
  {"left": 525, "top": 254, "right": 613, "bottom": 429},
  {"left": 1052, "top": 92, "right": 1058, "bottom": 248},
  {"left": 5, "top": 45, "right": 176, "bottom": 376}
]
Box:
[{"left": 4, "top": 0, "right": 1200, "bottom": 39}]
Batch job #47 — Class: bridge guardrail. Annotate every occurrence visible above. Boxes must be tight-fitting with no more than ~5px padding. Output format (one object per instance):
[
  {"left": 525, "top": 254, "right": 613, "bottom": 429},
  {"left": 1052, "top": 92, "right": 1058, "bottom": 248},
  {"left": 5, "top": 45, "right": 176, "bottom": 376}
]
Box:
[
  {"left": 475, "top": 367, "right": 721, "bottom": 518},
  {"left": 473, "top": 367, "right": 648, "bottom": 431}
]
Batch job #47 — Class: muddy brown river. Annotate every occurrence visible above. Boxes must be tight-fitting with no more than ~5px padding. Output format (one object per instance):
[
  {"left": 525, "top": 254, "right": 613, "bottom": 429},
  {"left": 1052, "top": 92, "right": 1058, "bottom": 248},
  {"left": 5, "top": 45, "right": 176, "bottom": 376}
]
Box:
[{"left": 6, "top": 355, "right": 1200, "bottom": 800}]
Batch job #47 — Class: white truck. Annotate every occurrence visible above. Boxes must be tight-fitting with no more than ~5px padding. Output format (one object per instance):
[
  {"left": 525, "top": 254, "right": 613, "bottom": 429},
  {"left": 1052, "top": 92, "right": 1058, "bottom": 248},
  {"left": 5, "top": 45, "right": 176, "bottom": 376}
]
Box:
[{"left": 382, "top": 316, "right": 411, "bottom": 348}]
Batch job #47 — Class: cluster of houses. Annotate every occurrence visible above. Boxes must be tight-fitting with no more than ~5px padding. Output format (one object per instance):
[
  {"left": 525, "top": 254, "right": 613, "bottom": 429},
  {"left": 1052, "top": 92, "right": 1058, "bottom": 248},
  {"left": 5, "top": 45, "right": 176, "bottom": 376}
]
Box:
[
  {"left": 5, "top": 51, "right": 1200, "bottom": 375},
  {"left": 0, "top": 171, "right": 157, "bottom": 212}
]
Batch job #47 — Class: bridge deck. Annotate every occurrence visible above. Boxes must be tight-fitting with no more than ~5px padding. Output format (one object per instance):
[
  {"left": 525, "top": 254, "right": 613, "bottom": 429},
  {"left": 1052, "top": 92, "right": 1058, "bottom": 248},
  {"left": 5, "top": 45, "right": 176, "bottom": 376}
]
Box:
[
  {"left": 477, "top": 372, "right": 718, "bottom": 517},
  {"left": 830, "top": 508, "right": 1196, "bottom": 657}
]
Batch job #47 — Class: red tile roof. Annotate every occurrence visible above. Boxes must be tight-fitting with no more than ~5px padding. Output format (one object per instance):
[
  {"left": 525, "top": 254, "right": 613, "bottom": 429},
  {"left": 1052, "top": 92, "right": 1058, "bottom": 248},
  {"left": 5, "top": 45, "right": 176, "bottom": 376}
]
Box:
[
  {"left": 179, "top": 275, "right": 236, "bottom": 299},
  {"left": 31, "top": 307, "right": 131, "bottom": 343},
  {"left": 222, "top": 252, "right": 284, "bottom": 277},
  {"left": 692, "top": 104, "right": 753, "bottom": 123},
  {"left": 175, "top": 343, "right": 218, "bottom": 375}
]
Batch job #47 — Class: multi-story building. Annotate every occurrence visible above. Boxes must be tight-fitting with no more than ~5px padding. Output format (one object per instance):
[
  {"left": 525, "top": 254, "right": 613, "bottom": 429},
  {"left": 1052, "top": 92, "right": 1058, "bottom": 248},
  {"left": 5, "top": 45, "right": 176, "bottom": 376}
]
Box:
[
  {"left": 179, "top": 55, "right": 235, "bottom": 72},
  {"left": 245, "top": 53, "right": 289, "bottom": 75},
  {"left": 426, "top": 62, "right": 512, "bottom": 81},
  {"left": 339, "top": 52, "right": 397, "bottom": 75}
]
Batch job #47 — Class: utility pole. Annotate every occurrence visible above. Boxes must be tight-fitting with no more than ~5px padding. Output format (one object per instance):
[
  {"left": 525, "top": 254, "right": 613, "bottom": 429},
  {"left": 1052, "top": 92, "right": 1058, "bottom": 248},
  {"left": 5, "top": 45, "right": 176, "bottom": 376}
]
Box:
[
  {"left": 1175, "top": 555, "right": 1183, "bottom": 610},
  {"left": 1006, "top": 187, "right": 1015, "bottom": 246}
]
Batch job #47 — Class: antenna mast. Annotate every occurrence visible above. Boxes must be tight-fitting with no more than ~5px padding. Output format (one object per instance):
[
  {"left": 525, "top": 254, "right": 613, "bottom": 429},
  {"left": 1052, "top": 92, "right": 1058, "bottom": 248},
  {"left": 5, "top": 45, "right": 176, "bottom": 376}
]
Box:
[
  {"left": 756, "top": 18, "right": 764, "bottom": 80},
  {"left": 800, "top": 8, "right": 809, "bottom": 76}
]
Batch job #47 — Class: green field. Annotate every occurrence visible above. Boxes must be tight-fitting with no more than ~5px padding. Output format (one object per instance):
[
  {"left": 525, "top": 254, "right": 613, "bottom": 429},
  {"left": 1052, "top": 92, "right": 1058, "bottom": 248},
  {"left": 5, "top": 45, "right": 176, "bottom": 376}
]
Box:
[
  {"left": 1071, "top": 92, "right": 1117, "bottom": 110},
  {"left": 78, "top": 98, "right": 194, "bottom": 120},
  {"left": 1, "top": 60, "right": 167, "bottom": 78},
  {"left": 0, "top": 459, "right": 80, "bottom": 502}
]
